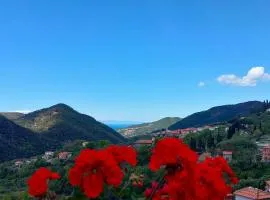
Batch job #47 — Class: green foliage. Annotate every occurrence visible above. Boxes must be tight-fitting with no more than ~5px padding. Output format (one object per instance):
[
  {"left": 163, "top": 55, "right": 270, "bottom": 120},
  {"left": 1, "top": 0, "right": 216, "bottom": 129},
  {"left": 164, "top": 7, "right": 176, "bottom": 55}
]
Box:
[
  {"left": 137, "top": 145, "right": 152, "bottom": 166},
  {"left": 0, "top": 116, "right": 46, "bottom": 162},
  {"left": 184, "top": 126, "right": 227, "bottom": 152}
]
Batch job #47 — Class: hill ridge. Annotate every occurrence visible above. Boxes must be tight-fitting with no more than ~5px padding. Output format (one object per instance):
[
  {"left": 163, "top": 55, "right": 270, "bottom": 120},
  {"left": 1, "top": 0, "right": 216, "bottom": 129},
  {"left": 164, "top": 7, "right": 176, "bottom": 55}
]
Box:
[
  {"left": 169, "top": 101, "right": 264, "bottom": 130},
  {"left": 118, "top": 117, "right": 181, "bottom": 137}
]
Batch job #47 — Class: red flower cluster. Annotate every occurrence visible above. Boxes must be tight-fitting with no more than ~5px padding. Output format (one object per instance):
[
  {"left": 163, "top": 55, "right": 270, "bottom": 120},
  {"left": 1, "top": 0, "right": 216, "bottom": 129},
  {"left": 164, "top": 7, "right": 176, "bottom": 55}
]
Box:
[
  {"left": 147, "top": 138, "right": 238, "bottom": 200},
  {"left": 105, "top": 145, "right": 137, "bottom": 166},
  {"left": 69, "top": 145, "right": 137, "bottom": 198},
  {"left": 149, "top": 137, "right": 198, "bottom": 172},
  {"left": 26, "top": 138, "right": 238, "bottom": 200},
  {"left": 27, "top": 167, "right": 60, "bottom": 197}
]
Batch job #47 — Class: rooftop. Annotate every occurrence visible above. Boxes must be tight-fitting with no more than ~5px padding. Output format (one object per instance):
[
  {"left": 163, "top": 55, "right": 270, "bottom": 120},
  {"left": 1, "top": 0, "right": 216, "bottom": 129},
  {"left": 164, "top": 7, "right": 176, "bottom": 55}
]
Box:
[
  {"left": 134, "top": 140, "right": 153, "bottom": 145},
  {"left": 223, "top": 151, "right": 233, "bottom": 155},
  {"left": 234, "top": 187, "right": 270, "bottom": 199}
]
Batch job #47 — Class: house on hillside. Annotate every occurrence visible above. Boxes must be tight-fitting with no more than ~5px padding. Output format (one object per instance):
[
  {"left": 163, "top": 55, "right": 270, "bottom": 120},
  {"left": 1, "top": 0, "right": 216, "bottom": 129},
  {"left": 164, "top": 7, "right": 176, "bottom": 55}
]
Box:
[
  {"left": 133, "top": 139, "right": 153, "bottom": 148},
  {"left": 234, "top": 187, "right": 270, "bottom": 200},
  {"left": 58, "top": 152, "right": 72, "bottom": 160},
  {"left": 15, "top": 160, "right": 23, "bottom": 167},
  {"left": 42, "top": 151, "right": 54, "bottom": 160},
  {"left": 262, "top": 145, "right": 270, "bottom": 162},
  {"left": 82, "top": 141, "right": 89, "bottom": 147},
  {"left": 266, "top": 108, "right": 270, "bottom": 112},
  {"left": 222, "top": 151, "right": 233, "bottom": 162},
  {"left": 203, "top": 125, "right": 218, "bottom": 131}
]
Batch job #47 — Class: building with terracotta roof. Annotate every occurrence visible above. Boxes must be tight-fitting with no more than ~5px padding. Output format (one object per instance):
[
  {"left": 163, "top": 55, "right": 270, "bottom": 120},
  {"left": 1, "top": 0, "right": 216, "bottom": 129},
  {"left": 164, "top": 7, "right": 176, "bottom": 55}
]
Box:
[
  {"left": 133, "top": 139, "right": 153, "bottom": 148},
  {"left": 58, "top": 152, "right": 72, "bottom": 160},
  {"left": 262, "top": 145, "right": 270, "bottom": 162},
  {"left": 234, "top": 187, "right": 270, "bottom": 200}
]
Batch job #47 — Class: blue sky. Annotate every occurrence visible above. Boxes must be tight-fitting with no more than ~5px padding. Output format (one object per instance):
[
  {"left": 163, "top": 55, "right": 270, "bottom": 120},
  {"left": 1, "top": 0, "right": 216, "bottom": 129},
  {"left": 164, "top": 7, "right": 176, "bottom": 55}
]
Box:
[{"left": 1, "top": 1, "right": 270, "bottom": 122}]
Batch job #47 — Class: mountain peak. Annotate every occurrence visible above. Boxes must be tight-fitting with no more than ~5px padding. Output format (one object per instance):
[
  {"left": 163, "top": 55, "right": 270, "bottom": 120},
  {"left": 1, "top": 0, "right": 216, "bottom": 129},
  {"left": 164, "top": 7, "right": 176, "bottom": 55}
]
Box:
[
  {"left": 49, "top": 103, "right": 75, "bottom": 111},
  {"left": 14, "top": 103, "right": 126, "bottom": 144}
]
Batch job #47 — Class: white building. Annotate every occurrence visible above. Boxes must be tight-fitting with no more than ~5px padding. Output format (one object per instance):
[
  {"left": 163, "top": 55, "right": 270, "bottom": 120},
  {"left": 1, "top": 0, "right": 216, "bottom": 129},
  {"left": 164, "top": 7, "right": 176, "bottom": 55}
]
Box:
[
  {"left": 42, "top": 151, "right": 54, "bottom": 160},
  {"left": 15, "top": 160, "right": 23, "bottom": 167},
  {"left": 82, "top": 141, "right": 89, "bottom": 147},
  {"left": 223, "top": 151, "right": 233, "bottom": 162}
]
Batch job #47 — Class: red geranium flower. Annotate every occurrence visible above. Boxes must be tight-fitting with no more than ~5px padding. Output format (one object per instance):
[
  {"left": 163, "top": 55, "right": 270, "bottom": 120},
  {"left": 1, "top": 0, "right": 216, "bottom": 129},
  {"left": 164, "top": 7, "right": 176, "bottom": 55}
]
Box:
[
  {"left": 105, "top": 145, "right": 137, "bottom": 166},
  {"left": 69, "top": 148, "right": 124, "bottom": 198},
  {"left": 168, "top": 157, "right": 237, "bottom": 200},
  {"left": 27, "top": 167, "right": 60, "bottom": 197},
  {"left": 149, "top": 138, "right": 198, "bottom": 172}
]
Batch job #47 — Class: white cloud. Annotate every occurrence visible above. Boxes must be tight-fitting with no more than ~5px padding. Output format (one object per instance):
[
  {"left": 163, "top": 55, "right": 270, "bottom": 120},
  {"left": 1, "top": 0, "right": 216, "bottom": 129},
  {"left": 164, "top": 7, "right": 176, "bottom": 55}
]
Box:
[
  {"left": 198, "top": 82, "right": 205, "bottom": 87},
  {"left": 11, "top": 110, "right": 32, "bottom": 114},
  {"left": 217, "top": 66, "right": 270, "bottom": 87}
]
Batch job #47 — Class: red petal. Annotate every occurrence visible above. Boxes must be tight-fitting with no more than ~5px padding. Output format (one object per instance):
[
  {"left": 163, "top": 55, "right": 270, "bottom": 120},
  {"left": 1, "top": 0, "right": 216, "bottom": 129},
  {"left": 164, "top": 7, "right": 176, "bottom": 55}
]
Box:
[
  {"left": 51, "top": 172, "right": 60, "bottom": 180},
  {"left": 82, "top": 172, "right": 104, "bottom": 198}
]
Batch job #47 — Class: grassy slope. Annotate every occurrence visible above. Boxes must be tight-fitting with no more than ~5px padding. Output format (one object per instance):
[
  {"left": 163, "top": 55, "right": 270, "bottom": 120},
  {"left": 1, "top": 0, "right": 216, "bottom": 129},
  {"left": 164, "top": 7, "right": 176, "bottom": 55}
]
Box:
[
  {"left": 15, "top": 103, "right": 126, "bottom": 144},
  {"left": 118, "top": 117, "right": 181, "bottom": 137}
]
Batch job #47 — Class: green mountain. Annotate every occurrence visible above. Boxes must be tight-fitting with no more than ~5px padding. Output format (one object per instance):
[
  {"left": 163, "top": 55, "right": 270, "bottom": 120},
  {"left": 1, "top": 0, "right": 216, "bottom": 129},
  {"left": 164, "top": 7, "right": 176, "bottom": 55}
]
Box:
[
  {"left": 169, "top": 101, "right": 264, "bottom": 130},
  {"left": 0, "top": 115, "right": 46, "bottom": 162},
  {"left": 118, "top": 117, "right": 181, "bottom": 137},
  {"left": 0, "top": 112, "right": 24, "bottom": 120},
  {"left": 15, "top": 103, "right": 126, "bottom": 144},
  {"left": 0, "top": 104, "right": 126, "bottom": 161}
]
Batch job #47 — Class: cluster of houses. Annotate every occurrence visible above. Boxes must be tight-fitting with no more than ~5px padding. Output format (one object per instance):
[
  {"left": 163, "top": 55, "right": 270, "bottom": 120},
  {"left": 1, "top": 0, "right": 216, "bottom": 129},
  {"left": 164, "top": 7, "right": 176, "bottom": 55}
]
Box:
[
  {"left": 133, "top": 125, "right": 220, "bottom": 149},
  {"left": 41, "top": 151, "right": 72, "bottom": 162},
  {"left": 14, "top": 151, "right": 72, "bottom": 167},
  {"left": 15, "top": 158, "right": 37, "bottom": 168},
  {"left": 122, "top": 124, "right": 220, "bottom": 138},
  {"left": 151, "top": 125, "right": 219, "bottom": 138}
]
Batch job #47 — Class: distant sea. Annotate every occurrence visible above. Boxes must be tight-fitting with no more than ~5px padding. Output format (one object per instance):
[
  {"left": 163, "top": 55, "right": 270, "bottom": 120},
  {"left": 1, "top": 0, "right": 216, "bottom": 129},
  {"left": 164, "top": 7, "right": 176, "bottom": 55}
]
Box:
[{"left": 106, "top": 124, "right": 134, "bottom": 130}]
